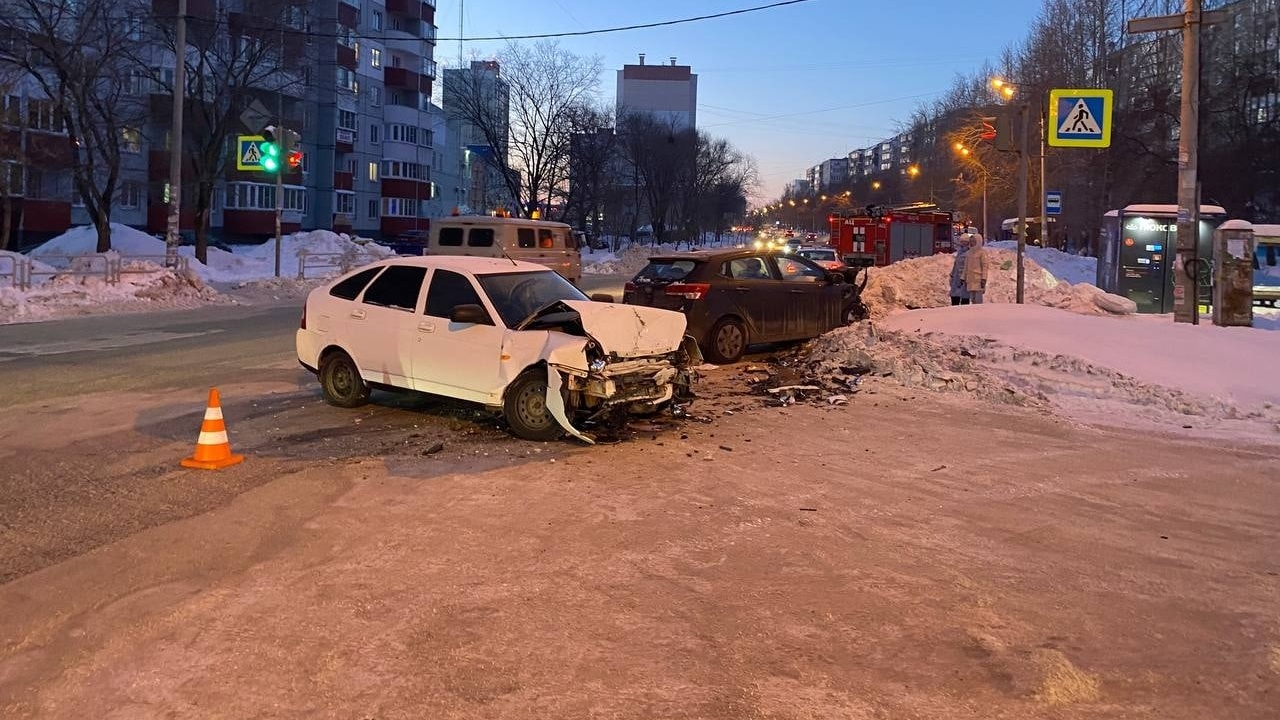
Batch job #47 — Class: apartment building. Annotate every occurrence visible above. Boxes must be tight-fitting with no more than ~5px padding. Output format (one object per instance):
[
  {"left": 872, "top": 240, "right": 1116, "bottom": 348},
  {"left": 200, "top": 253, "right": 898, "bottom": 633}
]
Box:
[
  {"left": 616, "top": 54, "right": 697, "bottom": 130},
  {"left": 443, "top": 60, "right": 512, "bottom": 215},
  {"left": 2, "top": 0, "right": 447, "bottom": 247}
]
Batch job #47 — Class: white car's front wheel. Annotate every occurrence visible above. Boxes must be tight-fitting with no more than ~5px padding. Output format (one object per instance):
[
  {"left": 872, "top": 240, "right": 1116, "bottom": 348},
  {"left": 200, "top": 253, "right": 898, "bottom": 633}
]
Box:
[{"left": 504, "top": 370, "right": 565, "bottom": 442}]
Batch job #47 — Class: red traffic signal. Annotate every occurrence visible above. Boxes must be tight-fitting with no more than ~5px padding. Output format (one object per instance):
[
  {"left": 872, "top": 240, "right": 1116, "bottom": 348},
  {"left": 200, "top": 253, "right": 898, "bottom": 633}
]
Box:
[
  {"left": 287, "top": 150, "right": 303, "bottom": 169},
  {"left": 979, "top": 117, "right": 997, "bottom": 141}
]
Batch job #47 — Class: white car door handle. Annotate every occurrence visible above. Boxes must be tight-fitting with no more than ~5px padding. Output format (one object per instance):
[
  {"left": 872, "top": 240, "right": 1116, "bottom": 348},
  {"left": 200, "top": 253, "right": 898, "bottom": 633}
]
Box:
[
  {"left": 418, "top": 322, "right": 434, "bottom": 333},
  {"left": 349, "top": 309, "right": 367, "bottom": 320}
]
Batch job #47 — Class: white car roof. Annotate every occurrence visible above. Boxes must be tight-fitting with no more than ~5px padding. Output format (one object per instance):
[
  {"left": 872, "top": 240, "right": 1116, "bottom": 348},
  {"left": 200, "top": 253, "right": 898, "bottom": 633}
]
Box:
[{"left": 373, "top": 255, "right": 548, "bottom": 275}]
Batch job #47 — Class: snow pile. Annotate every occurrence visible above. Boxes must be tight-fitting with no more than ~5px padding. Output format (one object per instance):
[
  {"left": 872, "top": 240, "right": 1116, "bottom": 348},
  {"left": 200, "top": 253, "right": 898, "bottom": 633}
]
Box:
[
  {"left": 986, "top": 240, "right": 1097, "bottom": 285},
  {"left": 583, "top": 244, "right": 667, "bottom": 276},
  {"left": 808, "top": 304, "right": 1280, "bottom": 442},
  {"left": 31, "top": 224, "right": 394, "bottom": 284},
  {"left": 862, "top": 248, "right": 1135, "bottom": 320},
  {"left": 0, "top": 256, "right": 218, "bottom": 324}
]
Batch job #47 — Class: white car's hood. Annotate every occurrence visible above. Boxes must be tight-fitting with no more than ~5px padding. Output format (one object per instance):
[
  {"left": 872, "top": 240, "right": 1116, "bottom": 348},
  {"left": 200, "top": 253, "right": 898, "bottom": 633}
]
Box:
[{"left": 560, "top": 300, "right": 687, "bottom": 358}]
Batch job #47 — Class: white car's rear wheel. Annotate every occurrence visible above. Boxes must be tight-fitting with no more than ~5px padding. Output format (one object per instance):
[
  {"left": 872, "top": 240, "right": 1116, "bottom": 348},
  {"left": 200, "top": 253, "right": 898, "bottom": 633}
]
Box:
[{"left": 320, "top": 350, "right": 370, "bottom": 408}]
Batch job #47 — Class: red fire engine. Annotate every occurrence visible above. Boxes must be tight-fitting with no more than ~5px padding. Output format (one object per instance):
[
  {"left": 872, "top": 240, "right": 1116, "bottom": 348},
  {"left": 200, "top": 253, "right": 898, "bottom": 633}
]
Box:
[{"left": 829, "top": 204, "right": 955, "bottom": 267}]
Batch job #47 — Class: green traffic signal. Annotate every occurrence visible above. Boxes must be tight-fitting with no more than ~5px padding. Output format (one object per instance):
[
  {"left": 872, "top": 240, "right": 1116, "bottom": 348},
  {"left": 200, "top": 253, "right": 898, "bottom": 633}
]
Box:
[{"left": 261, "top": 142, "right": 280, "bottom": 172}]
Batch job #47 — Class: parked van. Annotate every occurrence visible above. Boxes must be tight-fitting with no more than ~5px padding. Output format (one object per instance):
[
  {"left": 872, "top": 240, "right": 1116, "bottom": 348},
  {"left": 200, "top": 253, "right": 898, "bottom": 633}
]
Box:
[{"left": 426, "top": 216, "right": 582, "bottom": 285}]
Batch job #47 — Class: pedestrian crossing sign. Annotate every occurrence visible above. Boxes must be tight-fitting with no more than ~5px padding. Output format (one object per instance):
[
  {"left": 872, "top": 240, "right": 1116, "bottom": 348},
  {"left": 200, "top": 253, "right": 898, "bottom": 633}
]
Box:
[
  {"left": 1048, "top": 89, "right": 1113, "bottom": 148},
  {"left": 236, "top": 135, "right": 267, "bottom": 170}
]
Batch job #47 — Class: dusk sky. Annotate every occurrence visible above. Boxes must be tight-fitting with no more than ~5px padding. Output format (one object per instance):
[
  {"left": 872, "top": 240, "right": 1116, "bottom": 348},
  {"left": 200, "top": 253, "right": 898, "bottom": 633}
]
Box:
[{"left": 443, "top": 0, "right": 1044, "bottom": 204}]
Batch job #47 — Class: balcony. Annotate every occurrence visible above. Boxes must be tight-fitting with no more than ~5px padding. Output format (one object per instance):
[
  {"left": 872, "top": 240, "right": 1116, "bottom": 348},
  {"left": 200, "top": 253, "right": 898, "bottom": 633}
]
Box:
[
  {"left": 421, "top": 59, "right": 437, "bottom": 79},
  {"left": 384, "top": 66, "right": 430, "bottom": 94}
]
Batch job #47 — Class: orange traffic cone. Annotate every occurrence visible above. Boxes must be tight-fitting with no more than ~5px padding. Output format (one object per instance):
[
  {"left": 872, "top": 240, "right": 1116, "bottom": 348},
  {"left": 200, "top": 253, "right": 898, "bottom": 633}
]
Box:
[{"left": 181, "top": 388, "right": 245, "bottom": 470}]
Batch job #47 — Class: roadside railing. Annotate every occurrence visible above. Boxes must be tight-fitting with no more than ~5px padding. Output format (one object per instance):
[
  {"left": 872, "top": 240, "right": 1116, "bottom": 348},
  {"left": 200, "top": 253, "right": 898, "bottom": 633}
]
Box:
[
  {"left": 0, "top": 253, "right": 190, "bottom": 291},
  {"left": 297, "top": 250, "right": 386, "bottom": 281}
]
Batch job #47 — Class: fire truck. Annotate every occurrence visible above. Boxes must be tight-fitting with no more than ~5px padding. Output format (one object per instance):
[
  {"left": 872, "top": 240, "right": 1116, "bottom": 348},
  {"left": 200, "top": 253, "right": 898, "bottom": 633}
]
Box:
[{"left": 828, "top": 204, "right": 955, "bottom": 267}]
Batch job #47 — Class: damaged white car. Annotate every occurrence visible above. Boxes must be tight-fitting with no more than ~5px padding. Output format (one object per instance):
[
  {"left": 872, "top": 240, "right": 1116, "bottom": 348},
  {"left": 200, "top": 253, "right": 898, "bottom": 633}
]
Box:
[{"left": 296, "top": 256, "right": 701, "bottom": 443}]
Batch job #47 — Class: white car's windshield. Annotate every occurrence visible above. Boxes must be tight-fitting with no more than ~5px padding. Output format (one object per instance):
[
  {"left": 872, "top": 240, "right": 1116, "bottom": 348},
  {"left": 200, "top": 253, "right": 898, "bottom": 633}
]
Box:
[{"left": 477, "top": 271, "right": 589, "bottom": 327}]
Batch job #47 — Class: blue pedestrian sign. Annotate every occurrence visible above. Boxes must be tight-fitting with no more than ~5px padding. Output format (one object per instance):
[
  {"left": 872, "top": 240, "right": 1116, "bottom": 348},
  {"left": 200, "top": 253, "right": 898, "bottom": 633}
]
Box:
[
  {"left": 1045, "top": 191, "right": 1062, "bottom": 216},
  {"left": 1048, "top": 88, "right": 1113, "bottom": 148}
]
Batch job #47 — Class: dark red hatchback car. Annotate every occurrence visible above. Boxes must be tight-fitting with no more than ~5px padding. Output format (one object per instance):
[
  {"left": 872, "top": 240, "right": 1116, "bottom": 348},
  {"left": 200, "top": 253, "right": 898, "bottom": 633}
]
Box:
[{"left": 623, "top": 248, "right": 860, "bottom": 364}]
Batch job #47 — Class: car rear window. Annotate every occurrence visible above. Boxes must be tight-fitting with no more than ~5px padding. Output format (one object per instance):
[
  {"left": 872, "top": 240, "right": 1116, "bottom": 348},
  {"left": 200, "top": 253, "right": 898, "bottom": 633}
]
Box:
[
  {"left": 437, "top": 227, "right": 464, "bottom": 246},
  {"left": 635, "top": 259, "right": 698, "bottom": 283},
  {"left": 328, "top": 267, "right": 382, "bottom": 301}
]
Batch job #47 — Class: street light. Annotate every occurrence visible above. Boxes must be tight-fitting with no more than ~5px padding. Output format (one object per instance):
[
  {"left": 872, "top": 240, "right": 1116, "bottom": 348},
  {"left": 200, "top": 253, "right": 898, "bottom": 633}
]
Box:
[
  {"left": 991, "top": 75, "right": 1043, "bottom": 304},
  {"left": 871, "top": 181, "right": 881, "bottom": 191},
  {"left": 953, "top": 141, "right": 988, "bottom": 238},
  {"left": 907, "top": 165, "right": 921, "bottom": 177}
]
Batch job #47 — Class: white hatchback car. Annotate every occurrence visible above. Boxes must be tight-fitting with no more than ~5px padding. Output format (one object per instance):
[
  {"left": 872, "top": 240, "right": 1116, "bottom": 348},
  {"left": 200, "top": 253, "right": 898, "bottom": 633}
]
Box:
[{"left": 296, "top": 256, "right": 701, "bottom": 443}]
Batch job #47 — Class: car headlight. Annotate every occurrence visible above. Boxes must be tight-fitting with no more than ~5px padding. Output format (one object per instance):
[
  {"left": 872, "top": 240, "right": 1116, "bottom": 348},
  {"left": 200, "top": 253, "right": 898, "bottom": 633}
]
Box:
[{"left": 753, "top": 240, "right": 763, "bottom": 249}]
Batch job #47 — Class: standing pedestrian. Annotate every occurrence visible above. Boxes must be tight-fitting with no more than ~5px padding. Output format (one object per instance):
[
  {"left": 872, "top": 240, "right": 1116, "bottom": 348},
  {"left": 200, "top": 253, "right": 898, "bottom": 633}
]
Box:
[
  {"left": 963, "top": 232, "right": 990, "bottom": 304},
  {"left": 949, "top": 231, "right": 972, "bottom": 306}
]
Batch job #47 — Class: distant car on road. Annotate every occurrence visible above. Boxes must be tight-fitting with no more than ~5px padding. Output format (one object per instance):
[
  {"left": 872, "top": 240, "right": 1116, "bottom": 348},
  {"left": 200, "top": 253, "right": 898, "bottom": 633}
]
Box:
[
  {"left": 622, "top": 248, "right": 861, "bottom": 364},
  {"left": 297, "top": 256, "right": 700, "bottom": 442},
  {"left": 794, "top": 247, "right": 845, "bottom": 272},
  {"left": 805, "top": 231, "right": 818, "bottom": 241}
]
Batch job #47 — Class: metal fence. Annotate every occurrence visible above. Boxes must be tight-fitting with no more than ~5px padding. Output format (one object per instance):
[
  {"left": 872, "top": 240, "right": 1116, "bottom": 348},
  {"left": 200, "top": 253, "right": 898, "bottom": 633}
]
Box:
[
  {"left": 0, "top": 253, "right": 190, "bottom": 291},
  {"left": 297, "top": 250, "right": 381, "bottom": 281}
]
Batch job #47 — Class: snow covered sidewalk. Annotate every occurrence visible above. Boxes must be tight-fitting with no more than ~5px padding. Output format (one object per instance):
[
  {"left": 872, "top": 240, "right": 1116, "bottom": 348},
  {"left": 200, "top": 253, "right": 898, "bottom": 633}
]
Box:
[{"left": 805, "top": 304, "right": 1280, "bottom": 446}]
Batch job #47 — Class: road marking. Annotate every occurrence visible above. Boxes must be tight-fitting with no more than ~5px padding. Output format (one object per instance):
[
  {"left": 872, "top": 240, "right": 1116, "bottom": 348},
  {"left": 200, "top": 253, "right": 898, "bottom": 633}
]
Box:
[{"left": 0, "top": 330, "right": 223, "bottom": 360}]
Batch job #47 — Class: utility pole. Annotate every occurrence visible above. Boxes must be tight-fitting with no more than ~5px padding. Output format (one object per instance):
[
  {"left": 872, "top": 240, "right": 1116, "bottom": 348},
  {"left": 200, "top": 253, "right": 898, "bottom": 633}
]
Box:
[
  {"left": 1039, "top": 114, "right": 1047, "bottom": 248},
  {"left": 165, "top": 0, "right": 187, "bottom": 268},
  {"left": 1128, "top": 0, "right": 1228, "bottom": 324},
  {"left": 274, "top": 25, "right": 284, "bottom": 279},
  {"left": 1015, "top": 102, "right": 1030, "bottom": 304}
]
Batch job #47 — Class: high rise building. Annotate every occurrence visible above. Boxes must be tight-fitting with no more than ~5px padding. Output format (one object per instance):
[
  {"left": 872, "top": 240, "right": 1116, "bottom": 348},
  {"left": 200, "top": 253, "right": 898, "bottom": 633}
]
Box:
[
  {"left": 443, "top": 60, "right": 512, "bottom": 214},
  {"left": 616, "top": 54, "right": 697, "bottom": 129},
  {"left": 1, "top": 0, "right": 447, "bottom": 247}
]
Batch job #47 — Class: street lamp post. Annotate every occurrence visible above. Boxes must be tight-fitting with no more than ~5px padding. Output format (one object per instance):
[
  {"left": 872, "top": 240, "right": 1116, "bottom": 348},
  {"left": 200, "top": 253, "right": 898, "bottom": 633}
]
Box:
[{"left": 993, "top": 77, "right": 1042, "bottom": 305}]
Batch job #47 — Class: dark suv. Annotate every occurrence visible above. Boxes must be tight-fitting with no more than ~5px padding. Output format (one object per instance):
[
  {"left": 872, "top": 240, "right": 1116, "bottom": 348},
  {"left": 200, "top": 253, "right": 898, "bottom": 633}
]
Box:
[{"left": 623, "top": 248, "right": 860, "bottom": 364}]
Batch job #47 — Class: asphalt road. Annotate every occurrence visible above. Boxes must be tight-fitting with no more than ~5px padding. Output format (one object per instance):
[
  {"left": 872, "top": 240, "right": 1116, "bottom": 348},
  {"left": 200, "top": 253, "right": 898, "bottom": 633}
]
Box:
[{"left": 0, "top": 275, "right": 628, "bottom": 409}]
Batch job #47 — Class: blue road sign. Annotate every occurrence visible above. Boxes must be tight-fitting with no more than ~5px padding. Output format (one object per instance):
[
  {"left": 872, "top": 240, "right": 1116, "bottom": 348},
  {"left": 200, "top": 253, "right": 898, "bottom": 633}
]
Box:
[
  {"left": 1045, "top": 191, "right": 1062, "bottom": 216},
  {"left": 1048, "top": 89, "right": 1113, "bottom": 148}
]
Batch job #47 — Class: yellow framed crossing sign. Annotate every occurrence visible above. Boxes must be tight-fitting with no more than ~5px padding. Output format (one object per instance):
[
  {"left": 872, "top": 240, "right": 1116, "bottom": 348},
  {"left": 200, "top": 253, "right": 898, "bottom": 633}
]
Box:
[
  {"left": 1048, "top": 88, "right": 1113, "bottom": 148},
  {"left": 236, "top": 135, "right": 267, "bottom": 171}
]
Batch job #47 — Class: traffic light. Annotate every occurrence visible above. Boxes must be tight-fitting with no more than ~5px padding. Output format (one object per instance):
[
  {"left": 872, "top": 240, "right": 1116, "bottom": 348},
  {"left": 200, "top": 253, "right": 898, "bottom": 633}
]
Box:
[
  {"left": 261, "top": 125, "right": 282, "bottom": 173},
  {"left": 260, "top": 141, "right": 281, "bottom": 172},
  {"left": 287, "top": 150, "right": 303, "bottom": 169}
]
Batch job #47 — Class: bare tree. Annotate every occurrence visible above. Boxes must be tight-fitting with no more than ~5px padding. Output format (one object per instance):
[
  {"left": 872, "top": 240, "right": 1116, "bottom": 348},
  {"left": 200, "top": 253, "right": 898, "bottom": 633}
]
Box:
[
  {"left": 0, "top": 65, "right": 22, "bottom": 250},
  {"left": 692, "top": 133, "right": 755, "bottom": 244},
  {"left": 1, "top": 0, "right": 149, "bottom": 252},
  {"left": 445, "top": 41, "right": 602, "bottom": 217},
  {"left": 562, "top": 103, "right": 617, "bottom": 234},
  {"left": 147, "top": 0, "right": 306, "bottom": 263},
  {"left": 618, "top": 112, "right": 697, "bottom": 247}
]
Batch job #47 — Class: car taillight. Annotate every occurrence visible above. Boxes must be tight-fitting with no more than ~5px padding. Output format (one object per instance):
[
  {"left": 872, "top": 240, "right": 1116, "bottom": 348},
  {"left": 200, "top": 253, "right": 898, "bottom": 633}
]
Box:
[
  {"left": 624, "top": 281, "right": 637, "bottom": 293},
  {"left": 665, "top": 283, "right": 711, "bottom": 300},
  {"left": 299, "top": 305, "right": 307, "bottom": 330}
]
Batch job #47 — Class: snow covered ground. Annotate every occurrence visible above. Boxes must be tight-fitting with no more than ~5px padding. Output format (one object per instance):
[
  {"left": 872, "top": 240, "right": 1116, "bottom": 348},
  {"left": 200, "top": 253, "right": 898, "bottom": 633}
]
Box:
[
  {"left": 1, "top": 224, "right": 394, "bottom": 324},
  {"left": 810, "top": 304, "right": 1280, "bottom": 445},
  {"left": 985, "top": 240, "right": 1097, "bottom": 285}
]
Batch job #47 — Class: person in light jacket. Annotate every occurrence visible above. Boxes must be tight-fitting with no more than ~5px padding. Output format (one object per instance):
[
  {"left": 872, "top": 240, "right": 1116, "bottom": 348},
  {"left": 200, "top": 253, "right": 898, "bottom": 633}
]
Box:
[
  {"left": 949, "top": 233, "right": 971, "bottom": 305},
  {"left": 963, "top": 232, "right": 990, "bottom": 304}
]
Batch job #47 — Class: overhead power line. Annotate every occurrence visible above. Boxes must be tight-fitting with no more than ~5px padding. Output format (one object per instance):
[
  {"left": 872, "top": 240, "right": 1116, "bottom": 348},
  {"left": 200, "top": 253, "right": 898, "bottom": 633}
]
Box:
[{"left": 440, "top": 0, "right": 819, "bottom": 41}]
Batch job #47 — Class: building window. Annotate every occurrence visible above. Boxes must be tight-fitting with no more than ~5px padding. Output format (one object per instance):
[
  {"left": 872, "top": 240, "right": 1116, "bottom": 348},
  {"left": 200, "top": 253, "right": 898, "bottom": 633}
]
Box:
[
  {"left": 1, "top": 95, "right": 19, "bottom": 125},
  {"left": 368, "top": 199, "right": 378, "bottom": 218},
  {"left": 337, "top": 67, "right": 356, "bottom": 92},
  {"left": 224, "top": 183, "right": 306, "bottom": 212},
  {"left": 380, "top": 160, "right": 430, "bottom": 181},
  {"left": 127, "top": 71, "right": 151, "bottom": 96},
  {"left": 335, "top": 191, "right": 355, "bottom": 215},
  {"left": 372, "top": 10, "right": 383, "bottom": 31},
  {"left": 120, "top": 127, "right": 142, "bottom": 153},
  {"left": 381, "top": 197, "right": 425, "bottom": 217},
  {"left": 25, "top": 167, "right": 44, "bottom": 199},
  {"left": 337, "top": 109, "right": 357, "bottom": 130},
  {"left": 353, "top": 41, "right": 360, "bottom": 62},
  {"left": 118, "top": 182, "right": 142, "bottom": 208},
  {"left": 371, "top": 86, "right": 381, "bottom": 106},
  {"left": 368, "top": 161, "right": 378, "bottom": 182},
  {"left": 345, "top": 158, "right": 357, "bottom": 175},
  {"left": 369, "top": 123, "right": 380, "bottom": 144},
  {"left": 371, "top": 49, "right": 382, "bottom": 69},
  {"left": 27, "top": 99, "right": 61, "bottom": 132}
]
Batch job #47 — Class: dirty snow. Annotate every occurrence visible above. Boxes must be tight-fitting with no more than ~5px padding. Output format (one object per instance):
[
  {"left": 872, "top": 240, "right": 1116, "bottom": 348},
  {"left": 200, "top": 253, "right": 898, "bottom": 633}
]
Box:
[
  {"left": 799, "top": 304, "right": 1280, "bottom": 445},
  {"left": 1, "top": 224, "right": 395, "bottom": 323},
  {"left": 30, "top": 224, "right": 394, "bottom": 284},
  {"left": 862, "top": 248, "right": 1131, "bottom": 320},
  {"left": 985, "top": 240, "right": 1097, "bottom": 285}
]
